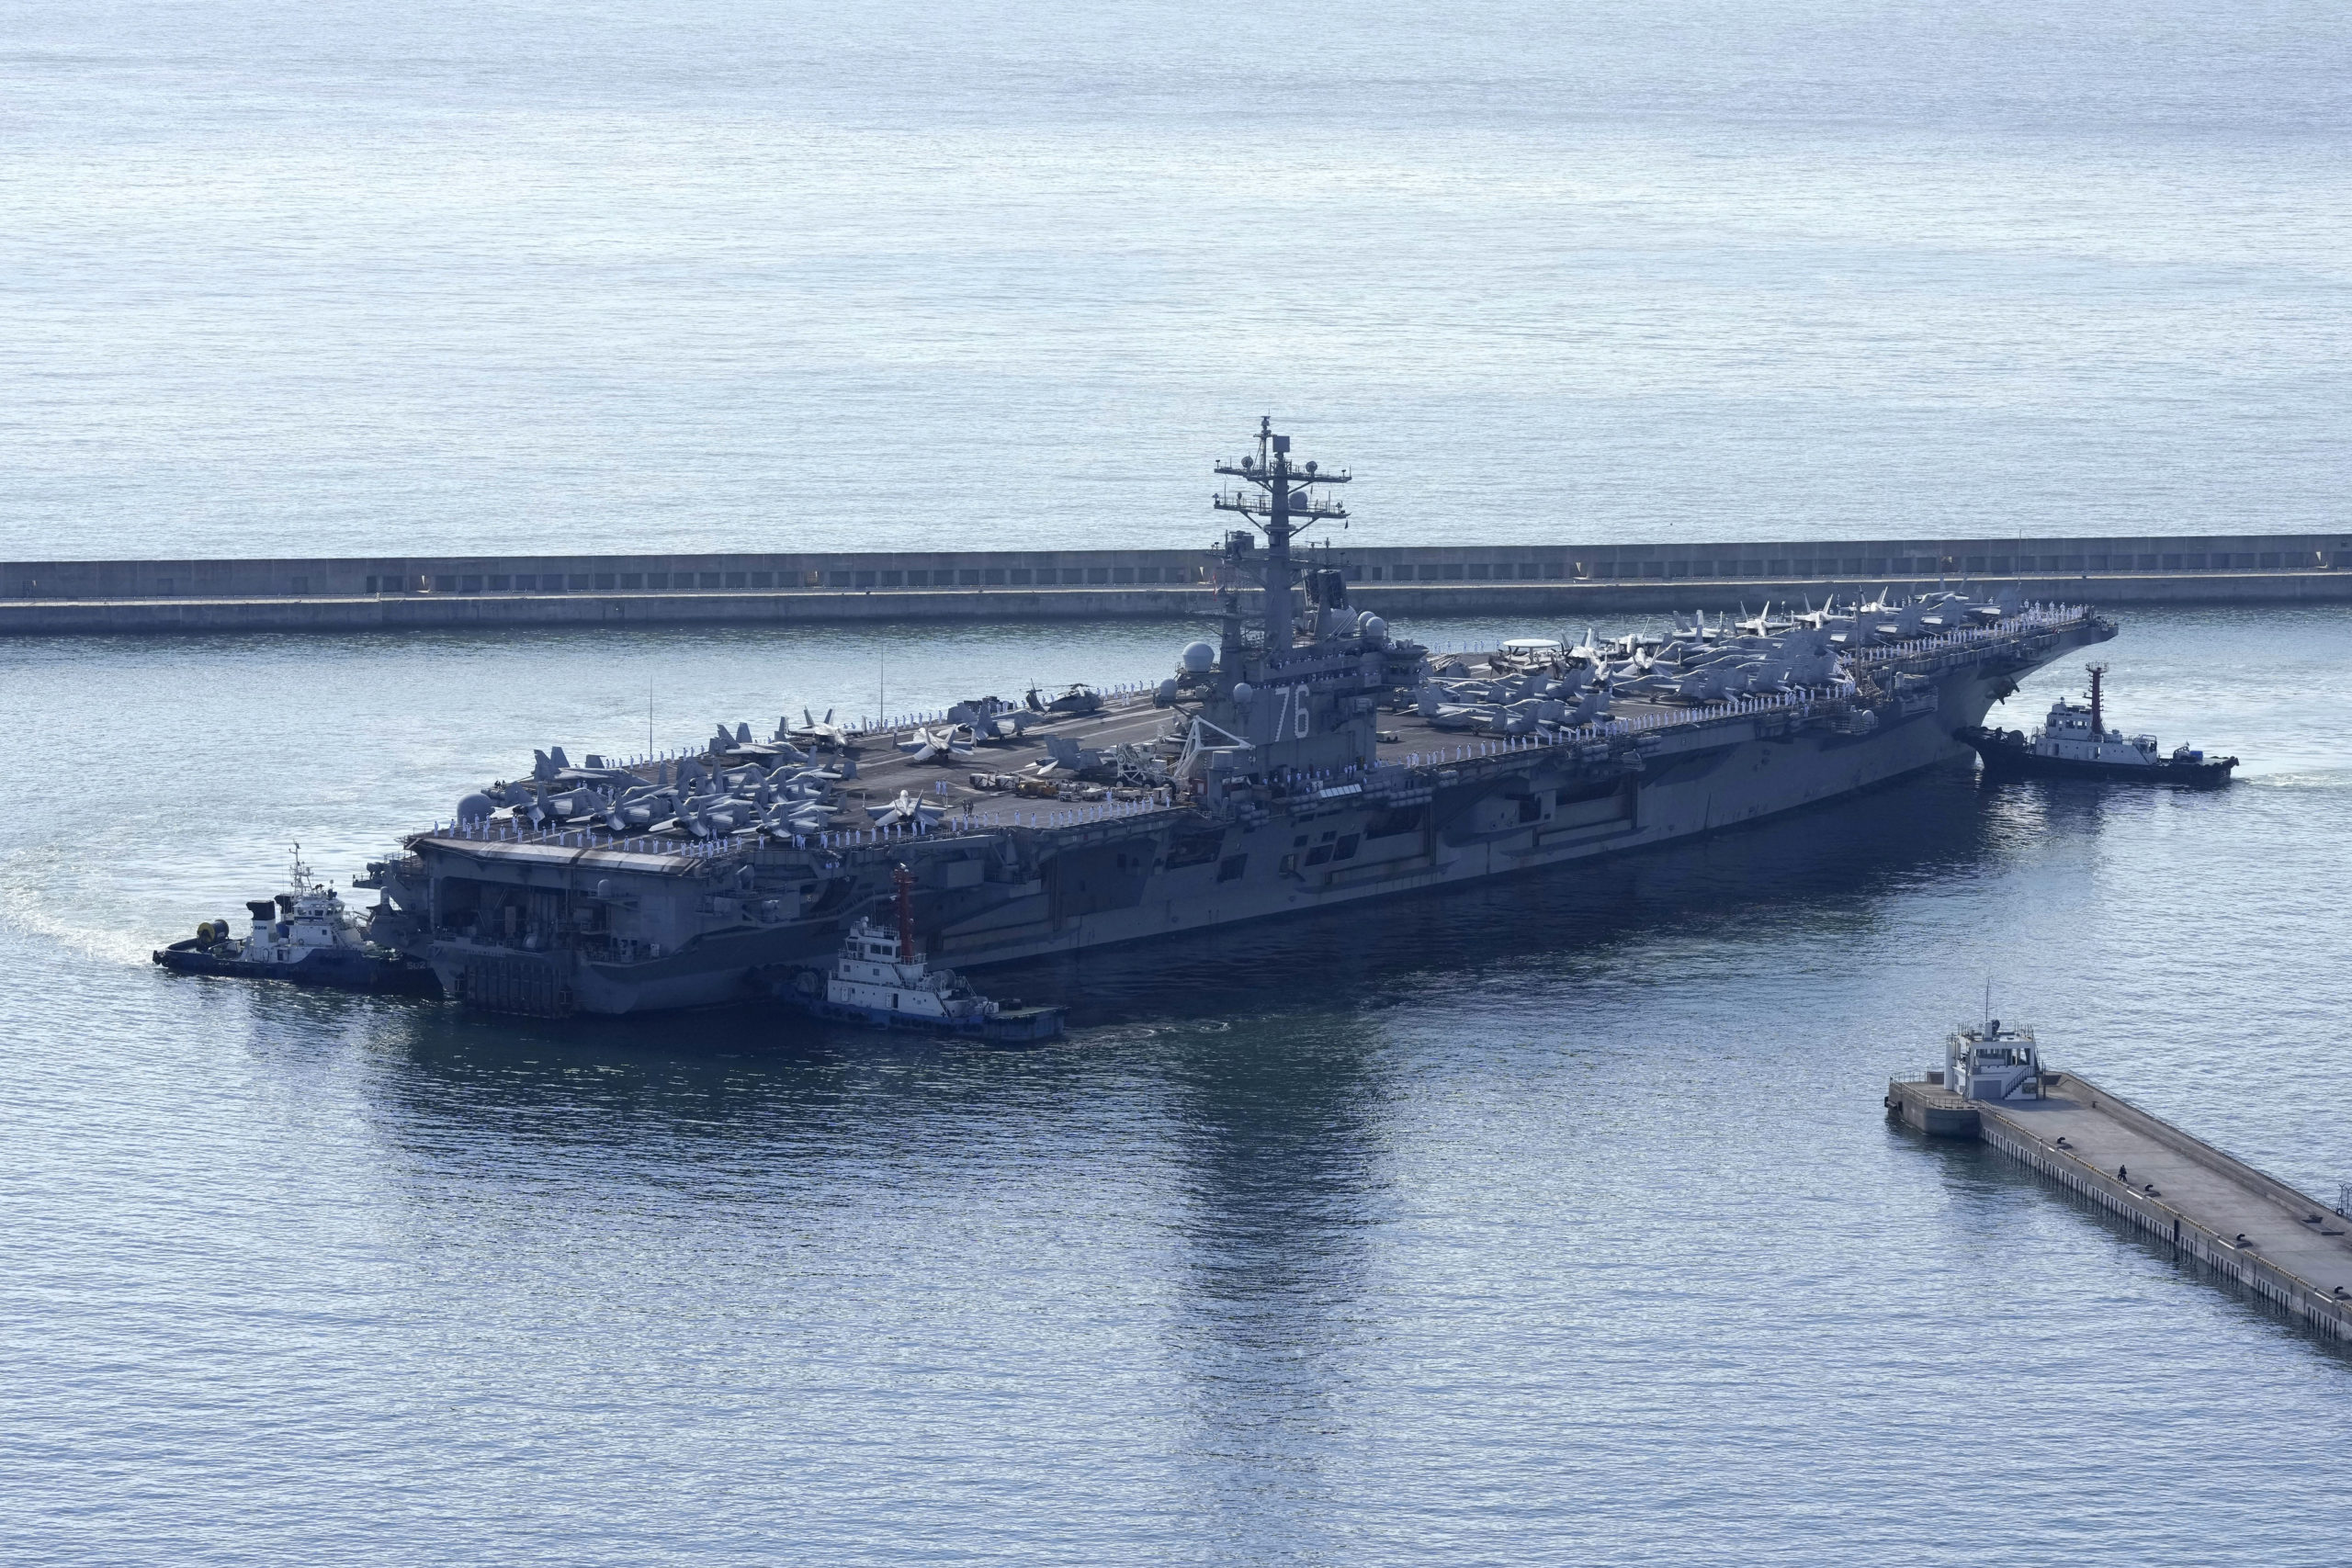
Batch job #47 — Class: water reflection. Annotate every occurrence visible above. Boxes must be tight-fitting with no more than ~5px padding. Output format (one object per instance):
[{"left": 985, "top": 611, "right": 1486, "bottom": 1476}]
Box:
[
  {"left": 1157, "top": 1010, "right": 1395, "bottom": 1537},
  {"left": 17, "top": 604, "right": 2352, "bottom": 1560},
  {"left": 1901, "top": 1116, "right": 2352, "bottom": 1362},
  {"left": 306, "top": 761, "right": 2041, "bottom": 1534},
  {"left": 351, "top": 999, "right": 1066, "bottom": 1170},
  {"left": 1974, "top": 773, "right": 2121, "bottom": 841},
  {"left": 332, "top": 760, "right": 2030, "bottom": 1148}
]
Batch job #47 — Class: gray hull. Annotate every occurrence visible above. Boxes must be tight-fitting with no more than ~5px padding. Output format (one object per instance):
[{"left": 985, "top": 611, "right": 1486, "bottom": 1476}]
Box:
[
  {"left": 381, "top": 621, "right": 2100, "bottom": 1017},
  {"left": 895, "top": 658, "right": 2013, "bottom": 970}
]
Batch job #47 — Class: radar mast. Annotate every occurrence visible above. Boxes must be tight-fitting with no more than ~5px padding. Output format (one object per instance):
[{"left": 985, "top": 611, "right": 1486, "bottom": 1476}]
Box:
[{"left": 1213, "top": 417, "right": 1350, "bottom": 659}]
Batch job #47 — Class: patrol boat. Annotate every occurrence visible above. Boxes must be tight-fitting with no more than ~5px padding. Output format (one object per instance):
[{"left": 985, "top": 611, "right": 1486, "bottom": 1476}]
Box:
[
  {"left": 153, "top": 846, "right": 440, "bottom": 993},
  {"left": 1943, "top": 1016, "right": 2044, "bottom": 1103},
  {"left": 781, "top": 866, "right": 1067, "bottom": 1040},
  {"left": 355, "top": 418, "right": 2120, "bottom": 1017},
  {"left": 1960, "top": 664, "right": 2236, "bottom": 785}
]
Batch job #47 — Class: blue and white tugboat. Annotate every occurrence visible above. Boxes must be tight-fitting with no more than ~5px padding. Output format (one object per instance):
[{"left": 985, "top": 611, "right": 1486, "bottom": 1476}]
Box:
[
  {"left": 1961, "top": 664, "right": 2237, "bottom": 786},
  {"left": 153, "top": 846, "right": 441, "bottom": 994},
  {"left": 783, "top": 866, "right": 1066, "bottom": 1042}
]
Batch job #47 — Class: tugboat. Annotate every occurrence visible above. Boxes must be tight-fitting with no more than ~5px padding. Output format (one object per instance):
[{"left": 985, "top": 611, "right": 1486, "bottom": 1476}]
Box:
[
  {"left": 153, "top": 846, "right": 442, "bottom": 994},
  {"left": 1960, "top": 664, "right": 2237, "bottom": 785},
  {"left": 780, "top": 865, "right": 1067, "bottom": 1041}
]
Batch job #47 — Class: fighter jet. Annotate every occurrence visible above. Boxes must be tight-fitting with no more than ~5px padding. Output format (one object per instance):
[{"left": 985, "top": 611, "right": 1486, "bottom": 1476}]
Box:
[
  {"left": 606, "top": 794, "right": 673, "bottom": 832},
  {"left": 530, "top": 747, "right": 640, "bottom": 787},
  {"left": 866, "top": 789, "right": 946, "bottom": 830},
  {"left": 789, "top": 707, "right": 855, "bottom": 751},
  {"left": 670, "top": 791, "right": 758, "bottom": 839},
  {"left": 1566, "top": 626, "right": 1611, "bottom": 667},
  {"left": 1785, "top": 596, "right": 1834, "bottom": 631},
  {"left": 1853, "top": 590, "right": 1933, "bottom": 641},
  {"left": 897, "top": 725, "right": 976, "bottom": 765},
  {"left": 762, "top": 799, "right": 838, "bottom": 838},
  {"left": 1915, "top": 590, "right": 2011, "bottom": 631}
]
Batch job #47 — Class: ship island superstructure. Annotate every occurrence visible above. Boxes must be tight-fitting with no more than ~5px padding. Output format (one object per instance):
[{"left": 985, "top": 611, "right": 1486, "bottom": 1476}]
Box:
[{"left": 355, "top": 420, "right": 2117, "bottom": 1016}]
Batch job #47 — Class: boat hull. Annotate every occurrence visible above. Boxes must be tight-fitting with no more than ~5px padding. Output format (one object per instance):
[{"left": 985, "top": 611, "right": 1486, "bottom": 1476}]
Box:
[
  {"left": 786, "top": 993, "right": 1067, "bottom": 1042},
  {"left": 1959, "top": 728, "right": 2236, "bottom": 786},
  {"left": 152, "top": 938, "right": 444, "bottom": 994},
  {"left": 593, "top": 663, "right": 2048, "bottom": 1009}
]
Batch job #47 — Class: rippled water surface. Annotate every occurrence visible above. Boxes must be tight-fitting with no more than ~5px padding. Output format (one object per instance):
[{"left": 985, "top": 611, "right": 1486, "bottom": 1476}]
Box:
[
  {"left": 3, "top": 0, "right": 2350, "bottom": 556},
  {"left": 4, "top": 606, "right": 2350, "bottom": 1564},
  {"left": 8, "top": 0, "right": 2352, "bottom": 1559}
]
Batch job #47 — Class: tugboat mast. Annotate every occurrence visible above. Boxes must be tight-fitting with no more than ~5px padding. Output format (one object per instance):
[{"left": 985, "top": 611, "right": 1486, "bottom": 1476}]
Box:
[
  {"left": 2086, "top": 662, "right": 2107, "bottom": 737},
  {"left": 892, "top": 862, "right": 919, "bottom": 960},
  {"left": 1213, "top": 417, "right": 1350, "bottom": 659}
]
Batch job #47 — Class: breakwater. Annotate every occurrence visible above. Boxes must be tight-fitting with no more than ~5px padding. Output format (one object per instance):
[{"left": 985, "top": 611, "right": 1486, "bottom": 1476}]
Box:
[
  {"left": 6, "top": 530, "right": 2348, "bottom": 634},
  {"left": 1889, "top": 1070, "right": 2352, "bottom": 1346}
]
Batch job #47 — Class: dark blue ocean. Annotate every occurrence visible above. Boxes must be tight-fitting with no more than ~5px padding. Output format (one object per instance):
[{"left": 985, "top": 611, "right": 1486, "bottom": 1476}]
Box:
[{"left": 6, "top": 3, "right": 2352, "bottom": 1562}]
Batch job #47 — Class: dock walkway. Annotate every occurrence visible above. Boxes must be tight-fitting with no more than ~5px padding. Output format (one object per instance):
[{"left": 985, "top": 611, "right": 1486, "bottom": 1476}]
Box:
[
  {"left": 8, "top": 529, "right": 2352, "bottom": 636},
  {"left": 1889, "top": 1072, "right": 2352, "bottom": 1345}
]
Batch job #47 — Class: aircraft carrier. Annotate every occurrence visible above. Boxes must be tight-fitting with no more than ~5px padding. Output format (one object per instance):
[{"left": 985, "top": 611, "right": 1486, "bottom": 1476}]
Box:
[{"left": 356, "top": 420, "right": 2116, "bottom": 1016}]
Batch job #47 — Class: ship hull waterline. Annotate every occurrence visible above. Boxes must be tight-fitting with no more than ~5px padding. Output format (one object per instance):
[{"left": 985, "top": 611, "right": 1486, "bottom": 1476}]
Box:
[
  {"left": 413, "top": 645, "right": 2094, "bottom": 1017},
  {"left": 153, "top": 939, "right": 444, "bottom": 995}
]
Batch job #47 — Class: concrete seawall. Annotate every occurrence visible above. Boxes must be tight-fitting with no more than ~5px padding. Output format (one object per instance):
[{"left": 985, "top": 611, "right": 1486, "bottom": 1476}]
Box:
[
  {"left": 7, "top": 565, "right": 2352, "bottom": 637},
  {"left": 8, "top": 528, "right": 2352, "bottom": 636}
]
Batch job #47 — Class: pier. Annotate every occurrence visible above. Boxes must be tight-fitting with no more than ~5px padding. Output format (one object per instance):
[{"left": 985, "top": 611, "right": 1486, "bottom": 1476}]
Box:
[
  {"left": 6, "top": 528, "right": 2349, "bottom": 636},
  {"left": 1889, "top": 1067, "right": 2352, "bottom": 1345}
]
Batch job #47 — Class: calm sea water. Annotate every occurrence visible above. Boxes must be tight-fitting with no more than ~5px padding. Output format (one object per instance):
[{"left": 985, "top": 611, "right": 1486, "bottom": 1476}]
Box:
[
  {"left": 4, "top": 606, "right": 2350, "bottom": 1564},
  {"left": 3, "top": 0, "right": 2350, "bottom": 558},
  {"left": 6, "top": 3, "right": 2352, "bottom": 1562}
]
